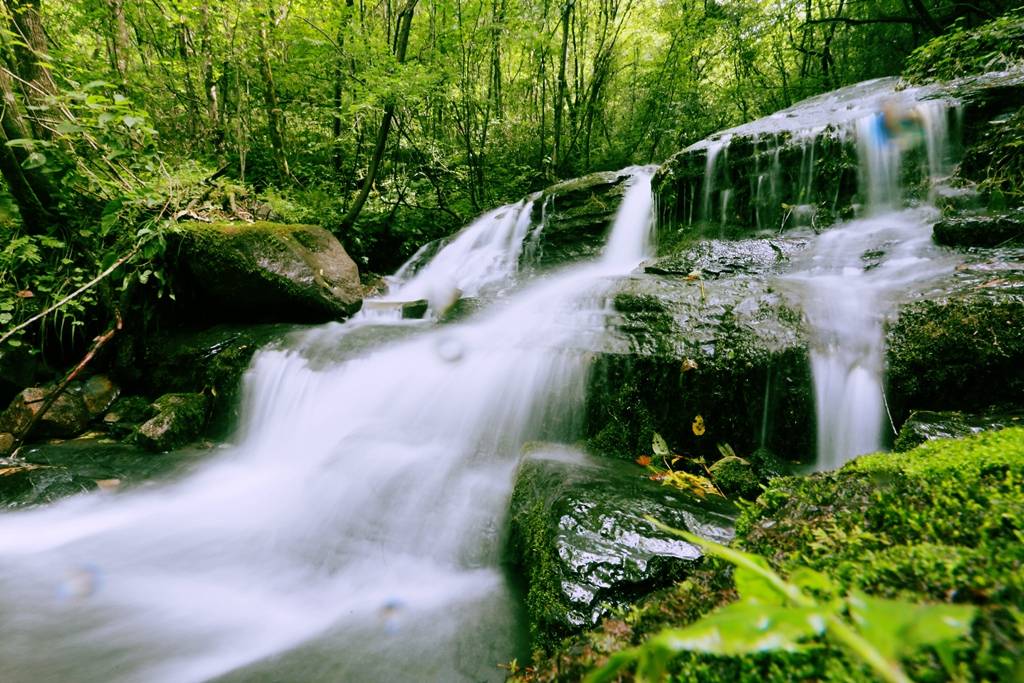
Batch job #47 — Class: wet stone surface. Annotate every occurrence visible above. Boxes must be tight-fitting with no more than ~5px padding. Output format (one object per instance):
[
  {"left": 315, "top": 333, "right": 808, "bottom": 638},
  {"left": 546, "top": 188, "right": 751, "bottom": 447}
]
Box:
[
  {"left": 894, "top": 408, "right": 1024, "bottom": 452},
  {"left": 507, "top": 445, "right": 735, "bottom": 650}
]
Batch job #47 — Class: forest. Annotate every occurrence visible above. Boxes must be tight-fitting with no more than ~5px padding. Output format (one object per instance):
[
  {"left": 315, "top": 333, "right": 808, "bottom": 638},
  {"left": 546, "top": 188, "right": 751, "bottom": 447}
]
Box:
[
  {"left": 0, "top": 0, "right": 1015, "bottom": 364},
  {"left": 1, "top": 0, "right": 1023, "bottom": 682}
]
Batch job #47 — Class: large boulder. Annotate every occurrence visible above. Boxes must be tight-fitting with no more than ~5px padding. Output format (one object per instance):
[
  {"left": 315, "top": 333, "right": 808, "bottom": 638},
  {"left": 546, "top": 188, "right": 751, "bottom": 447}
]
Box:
[
  {"left": 507, "top": 445, "right": 736, "bottom": 652},
  {"left": 886, "top": 292, "right": 1024, "bottom": 424},
  {"left": 933, "top": 209, "right": 1024, "bottom": 247},
  {"left": 171, "top": 221, "right": 362, "bottom": 323},
  {"left": 0, "top": 387, "right": 89, "bottom": 439},
  {"left": 584, "top": 237, "right": 814, "bottom": 464},
  {"left": 113, "top": 323, "right": 291, "bottom": 436}
]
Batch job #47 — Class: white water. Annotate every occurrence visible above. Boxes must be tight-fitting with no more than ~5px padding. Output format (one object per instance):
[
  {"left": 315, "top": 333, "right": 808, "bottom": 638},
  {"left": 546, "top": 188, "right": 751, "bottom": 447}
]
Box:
[
  {"left": 0, "top": 168, "right": 656, "bottom": 683},
  {"left": 784, "top": 98, "right": 958, "bottom": 469}
]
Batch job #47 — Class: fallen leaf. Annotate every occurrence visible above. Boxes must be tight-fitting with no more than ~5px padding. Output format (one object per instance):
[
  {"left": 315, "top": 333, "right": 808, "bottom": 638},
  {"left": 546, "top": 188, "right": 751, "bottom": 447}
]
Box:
[
  {"left": 95, "top": 479, "right": 121, "bottom": 492},
  {"left": 15, "top": 290, "right": 34, "bottom": 298},
  {"left": 681, "top": 358, "right": 698, "bottom": 373},
  {"left": 635, "top": 455, "right": 652, "bottom": 466},
  {"left": 692, "top": 414, "right": 706, "bottom": 436},
  {"left": 685, "top": 270, "right": 702, "bottom": 281}
]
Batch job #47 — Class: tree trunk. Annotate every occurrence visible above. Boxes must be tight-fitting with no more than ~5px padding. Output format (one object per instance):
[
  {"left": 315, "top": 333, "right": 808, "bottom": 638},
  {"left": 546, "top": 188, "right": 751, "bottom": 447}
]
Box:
[
  {"left": 256, "top": 22, "right": 288, "bottom": 179},
  {"left": 106, "top": 0, "right": 131, "bottom": 79},
  {"left": 552, "top": 0, "right": 572, "bottom": 174},
  {"left": 0, "top": 47, "right": 57, "bottom": 231},
  {"left": 339, "top": 0, "right": 418, "bottom": 232},
  {"left": 7, "top": 0, "right": 56, "bottom": 138}
]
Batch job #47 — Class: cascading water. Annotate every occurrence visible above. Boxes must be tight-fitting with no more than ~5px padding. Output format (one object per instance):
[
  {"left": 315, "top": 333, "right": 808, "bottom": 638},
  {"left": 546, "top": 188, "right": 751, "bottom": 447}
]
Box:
[
  {"left": 787, "top": 97, "right": 959, "bottom": 470},
  {"left": 0, "top": 168, "right": 657, "bottom": 683}
]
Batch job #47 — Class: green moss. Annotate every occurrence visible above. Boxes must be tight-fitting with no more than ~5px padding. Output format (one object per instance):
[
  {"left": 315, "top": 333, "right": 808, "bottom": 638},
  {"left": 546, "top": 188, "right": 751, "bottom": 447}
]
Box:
[
  {"left": 887, "top": 297, "right": 1024, "bottom": 420},
  {"left": 507, "top": 467, "right": 578, "bottom": 654},
  {"left": 532, "top": 428, "right": 1024, "bottom": 682}
]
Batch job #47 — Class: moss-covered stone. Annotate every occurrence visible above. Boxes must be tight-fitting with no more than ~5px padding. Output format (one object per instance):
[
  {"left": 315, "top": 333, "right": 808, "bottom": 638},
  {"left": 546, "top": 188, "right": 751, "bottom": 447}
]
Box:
[
  {"left": 114, "top": 323, "right": 291, "bottom": 437},
  {"left": 526, "top": 428, "right": 1024, "bottom": 682},
  {"left": 135, "top": 392, "right": 209, "bottom": 452},
  {"left": 101, "top": 395, "right": 156, "bottom": 440},
  {"left": 522, "top": 170, "right": 633, "bottom": 267},
  {"left": 886, "top": 296, "right": 1024, "bottom": 422},
  {"left": 585, "top": 268, "right": 813, "bottom": 464},
  {"left": 933, "top": 209, "right": 1024, "bottom": 247},
  {"left": 506, "top": 445, "right": 735, "bottom": 653},
  {"left": 171, "top": 221, "right": 362, "bottom": 323},
  {"left": 894, "top": 407, "right": 1024, "bottom": 451}
]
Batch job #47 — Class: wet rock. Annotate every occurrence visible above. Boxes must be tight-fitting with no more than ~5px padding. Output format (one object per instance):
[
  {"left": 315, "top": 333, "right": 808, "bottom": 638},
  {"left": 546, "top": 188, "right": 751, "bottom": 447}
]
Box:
[
  {"left": 136, "top": 393, "right": 209, "bottom": 452},
  {"left": 172, "top": 221, "right": 362, "bottom": 323},
  {"left": 0, "top": 432, "right": 14, "bottom": 456},
  {"left": 886, "top": 295, "right": 1024, "bottom": 424},
  {"left": 0, "top": 387, "right": 89, "bottom": 439},
  {"left": 894, "top": 408, "right": 1024, "bottom": 452},
  {"left": 933, "top": 209, "right": 1024, "bottom": 247},
  {"left": 114, "top": 324, "right": 290, "bottom": 437},
  {"left": 584, "top": 262, "right": 813, "bottom": 464},
  {"left": 102, "top": 396, "right": 156, "bottom": 440},
  {"left": 507, "top": 445, "right": 735, "bottom": 651},
  {"left": 1, "top": 436, "right": 205, "bottom": 508},
  {"left": 523, "top": 169, "right": 633, "bottom": 267},
  {"left": 80, "top": 375, "right": 120, "bottom": 417}
]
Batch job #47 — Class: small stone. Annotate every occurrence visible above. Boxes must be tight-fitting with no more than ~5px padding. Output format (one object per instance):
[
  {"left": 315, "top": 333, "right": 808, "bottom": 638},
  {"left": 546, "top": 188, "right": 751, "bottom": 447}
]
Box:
[{"left": 81, "top": 375, "right": 120, "bottom": 417}]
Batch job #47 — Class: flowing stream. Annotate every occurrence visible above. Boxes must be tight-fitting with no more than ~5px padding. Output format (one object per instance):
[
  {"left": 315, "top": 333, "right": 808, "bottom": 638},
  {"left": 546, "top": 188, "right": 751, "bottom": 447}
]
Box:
[{"left": 0, "top": 170, "right": 656, "bottom": 682}]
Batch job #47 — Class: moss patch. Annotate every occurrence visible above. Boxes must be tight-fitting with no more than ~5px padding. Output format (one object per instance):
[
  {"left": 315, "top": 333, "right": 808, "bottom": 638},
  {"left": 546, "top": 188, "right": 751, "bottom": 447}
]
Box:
[{"left": 524, "top": 428, "right": 1024, "bottom": 682}]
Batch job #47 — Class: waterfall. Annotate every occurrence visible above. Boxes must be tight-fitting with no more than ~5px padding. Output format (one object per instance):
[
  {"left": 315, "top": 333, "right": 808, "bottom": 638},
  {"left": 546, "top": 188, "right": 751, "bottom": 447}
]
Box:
[
  {"left": 0, "top": 169, "right": 657, "bottom": 683},
  {"left": 788, "top": 97, "right": 959, "bottom": 470}
]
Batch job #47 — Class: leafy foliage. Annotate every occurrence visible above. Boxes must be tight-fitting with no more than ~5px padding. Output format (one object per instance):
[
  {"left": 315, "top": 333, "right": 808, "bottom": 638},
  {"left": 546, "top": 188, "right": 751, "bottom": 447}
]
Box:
[
  {"left": 903, "top": 9, "right": 1024, "bottom": 84},
  {"left": 587, "top": 519, "right": 976, "bottom": 683}
]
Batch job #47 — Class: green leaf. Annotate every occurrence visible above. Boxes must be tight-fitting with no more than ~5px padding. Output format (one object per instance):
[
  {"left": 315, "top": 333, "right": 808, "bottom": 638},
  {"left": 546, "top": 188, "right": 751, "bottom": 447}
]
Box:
[
  {"left": 652, "top": 431, "right": 670, "bottom": 458},
  {"left": 648, "top": 599, "right": 826, "bottom": 656},
  {"left": 22, "top": 152, "right": 47, "bottom": 169},
  {"left": 847, "top": 591, "right": 976, "bottom": 662},
  {"left": 788, "top": 567, "right": 836, "bottom": 597},
  {"left": 735, "top": 559, "right": 787, "bottom": 605}
]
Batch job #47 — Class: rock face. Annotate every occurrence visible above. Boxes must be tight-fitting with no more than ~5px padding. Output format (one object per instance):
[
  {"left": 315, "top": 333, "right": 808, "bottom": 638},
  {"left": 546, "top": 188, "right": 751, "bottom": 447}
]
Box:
[
  {"left": 933, "top": 209, "right": 1024, "bottom": 247},
  {"left": 114, "top": 324, "right": 291, "bottom": 436},
  {"left": 507, "top": 445, "right": 735, "bottom": 651},
  {"left": 172, "top": 222, "right": 362, "bottom": 323},
  {"left": 523, "top": 169, "right": 634, "bottom": 267},
  {"left": 585, "top": 237, "right": 814, "bottom": 463},
  {"left": 894, "top": 408, "right": 1024, "bottom": 452},
  {"left": 886, "top": 292, "right": 1024, "bottom": 424},
  {"left": 136, "top": 393, "right": 209, "bottom": 452},
  {"left": 0, "top": 387, "right": 89, "bottom": 439}
]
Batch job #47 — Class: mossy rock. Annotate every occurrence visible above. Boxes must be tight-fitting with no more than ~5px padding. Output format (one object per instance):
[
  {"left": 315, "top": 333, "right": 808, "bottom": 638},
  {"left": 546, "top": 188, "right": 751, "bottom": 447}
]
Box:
[
  {"left": 527, "top": 428, "right": 1024, "bottom": 682},
  {"left": 886, "top": 296, "right": 1024, "bottom": 423},
  {"left": 933, "top": 209, "right": 1024, "bottom": 247},
  {"left": 523, "top": 170, "right": 632, "bottom": 267},
  {"left": 894, "top": 407, "right": 1024, "bottom": 451},
  {"left": 171, "top": 221, "right": 362, "bottom": 323},
  {"left": 135, "top": 392, "right": 209, "bottom": 452},
  {"left": 506, "top": 445, "right": 736, "bottom": 654}
]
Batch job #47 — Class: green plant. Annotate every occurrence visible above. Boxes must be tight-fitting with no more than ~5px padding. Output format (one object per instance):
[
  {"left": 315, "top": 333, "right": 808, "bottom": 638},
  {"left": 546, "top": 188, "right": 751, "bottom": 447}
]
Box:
[{"left": 587, "top": 518, "right": 976, "bottom": 683}]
